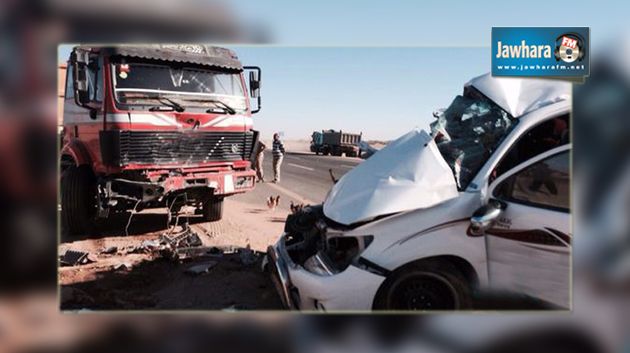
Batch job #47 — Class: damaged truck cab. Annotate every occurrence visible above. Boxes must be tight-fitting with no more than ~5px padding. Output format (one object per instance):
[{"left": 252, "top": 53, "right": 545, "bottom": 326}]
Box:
[
  {"left": 269, "top": 73, "right": 571, "bottom": 311},
  {"left": 61, "top": 45, "right": 261, "bottom": 235}
]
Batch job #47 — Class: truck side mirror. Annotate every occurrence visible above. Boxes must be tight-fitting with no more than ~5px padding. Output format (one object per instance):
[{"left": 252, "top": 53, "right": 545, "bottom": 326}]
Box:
[
  {"left": 72, "top": 50, "right": 90, "bottom": 106},
  {"left": 249, "top": 71, "right": 260, "bottom": 98},
  {"left": 469, "top": 199, "right": 505, "bottom": 236},
  {"left": 244, "top": 66, "right": 261, "bottom": 114},
  {"left": 71, "top": 49, "right": 101, "bottom": 113}
]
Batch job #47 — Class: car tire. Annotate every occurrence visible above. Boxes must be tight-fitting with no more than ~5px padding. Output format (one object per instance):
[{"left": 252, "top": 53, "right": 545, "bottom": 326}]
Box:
[
  {"left": 202, "top": 197, "right": 224, "bottom": 222},
  {"left": 373, "top": 261, "right": 472, "bottom": 310},
  {"left": 61, "top": 165, "right": 97, "bottom": 236}
]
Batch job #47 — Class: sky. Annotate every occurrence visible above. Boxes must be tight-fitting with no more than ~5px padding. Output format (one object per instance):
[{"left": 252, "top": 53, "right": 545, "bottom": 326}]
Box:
[{"left": 230, "top": 47, "right": 487, "bottom": 140}]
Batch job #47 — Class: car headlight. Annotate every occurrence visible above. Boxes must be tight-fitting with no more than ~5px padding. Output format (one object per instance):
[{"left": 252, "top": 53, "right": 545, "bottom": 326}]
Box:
[{"left": 303, "top": 252, "right": 338, "bottom": 276}]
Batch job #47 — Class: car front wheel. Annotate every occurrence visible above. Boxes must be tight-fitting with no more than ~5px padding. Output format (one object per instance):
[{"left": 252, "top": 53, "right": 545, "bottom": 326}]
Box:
[{"left": 373, "top": 262, "right": 472, "bottom": 310}]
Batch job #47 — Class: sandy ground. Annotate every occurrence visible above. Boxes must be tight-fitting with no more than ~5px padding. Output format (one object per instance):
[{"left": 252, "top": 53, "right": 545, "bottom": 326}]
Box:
[{"left": 59, "top": 197, "right": 291, "bottom": 311}]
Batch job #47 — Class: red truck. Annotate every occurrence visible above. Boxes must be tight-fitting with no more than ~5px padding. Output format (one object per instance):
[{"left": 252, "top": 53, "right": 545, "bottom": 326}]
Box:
[{"left": 60, "top": 45, "right": 261, "bottom": 235}]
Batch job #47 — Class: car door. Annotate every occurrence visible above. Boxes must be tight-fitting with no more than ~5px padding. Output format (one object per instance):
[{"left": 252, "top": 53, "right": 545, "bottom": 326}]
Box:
[{"left": 485, "top": 144, "right": 571, "bottom": 308}]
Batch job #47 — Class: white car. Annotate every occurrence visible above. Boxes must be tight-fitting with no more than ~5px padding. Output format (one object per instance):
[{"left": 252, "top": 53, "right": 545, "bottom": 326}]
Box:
[{"left": 267, "top": 73, "right": 572, "bottom": 311}]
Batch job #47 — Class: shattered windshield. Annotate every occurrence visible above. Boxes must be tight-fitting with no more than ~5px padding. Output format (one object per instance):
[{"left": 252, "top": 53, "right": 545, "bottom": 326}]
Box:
[
  {"left": 112, "top": 61, "right": 247, "bottom": 112},
  {"left": 431, "top": 93, "right": 517, "bottom": 190}
]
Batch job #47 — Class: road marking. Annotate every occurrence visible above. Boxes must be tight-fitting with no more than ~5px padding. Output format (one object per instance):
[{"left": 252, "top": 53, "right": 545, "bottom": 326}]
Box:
[
  {"left": 288, "top": 163, "right": 314, "bottom": 171},
  {"left": 339, "top": 164, "right": 356, "bottom": 169},
  {"left": 265, "top": 182, "right": 316, "bottom": 205}
]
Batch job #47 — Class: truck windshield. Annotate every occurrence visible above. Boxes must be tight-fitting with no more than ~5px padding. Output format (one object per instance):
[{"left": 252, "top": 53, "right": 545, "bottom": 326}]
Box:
[
  {"left": 112, "top": 62, "right": 247, "bottom": 112},
  {"left": 430, "top": 93, "right": 517, "bottom": 190}
]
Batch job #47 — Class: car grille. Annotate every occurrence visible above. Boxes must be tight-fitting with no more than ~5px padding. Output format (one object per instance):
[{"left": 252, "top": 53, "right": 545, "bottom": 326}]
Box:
[{"left": 100, "top": 130, "right": 256, "bottom": 166}]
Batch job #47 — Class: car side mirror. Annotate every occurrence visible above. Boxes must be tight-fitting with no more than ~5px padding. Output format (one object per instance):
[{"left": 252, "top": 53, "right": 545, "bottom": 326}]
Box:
[{"left": 470, "top": 199, "right": 505, "bottom": 236}]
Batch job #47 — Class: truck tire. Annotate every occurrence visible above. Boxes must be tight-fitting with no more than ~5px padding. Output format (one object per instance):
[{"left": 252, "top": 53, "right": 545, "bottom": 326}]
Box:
[
  {"left": 202, "top": 197, "right": 224, "bottom": 222},
  {"left": 61, "top": 165, "right": 97, "bottom": 236},
  {"left": 373, "top": 261, "right": 472, "bottom": 310}
]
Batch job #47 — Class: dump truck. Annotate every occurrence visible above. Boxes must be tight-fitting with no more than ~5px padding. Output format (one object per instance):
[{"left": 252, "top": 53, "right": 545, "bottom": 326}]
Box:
[
  {"left": 310, "top": 130, "right": 361, "bottom": 157},
  {"left": 60, "top": 45, "right": 262, "bottom": 234}
]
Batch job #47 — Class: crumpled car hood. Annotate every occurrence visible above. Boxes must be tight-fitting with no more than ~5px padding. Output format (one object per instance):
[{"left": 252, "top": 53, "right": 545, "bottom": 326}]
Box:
[{"left": 323, "top": 129, "right": 459, "bottom": 225}]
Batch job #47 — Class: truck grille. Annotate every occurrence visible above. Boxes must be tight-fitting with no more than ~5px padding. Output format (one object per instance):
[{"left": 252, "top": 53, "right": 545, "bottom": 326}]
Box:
[{"left": 100, "top": 130, "right": 256, "bottom": 166}]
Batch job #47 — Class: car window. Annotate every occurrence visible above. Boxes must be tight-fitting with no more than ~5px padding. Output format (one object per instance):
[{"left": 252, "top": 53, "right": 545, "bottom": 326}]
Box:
[
  {"left": 492, "top": 114, "right": 569, "bottom": 183},
  {"left": 494, "top": 151, "right": 569, "bottom": 212}
]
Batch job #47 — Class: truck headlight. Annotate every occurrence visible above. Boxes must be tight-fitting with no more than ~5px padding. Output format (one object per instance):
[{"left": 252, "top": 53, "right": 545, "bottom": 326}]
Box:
[{"left": 235, "top": 176, "right": 254, "bottom": 189}]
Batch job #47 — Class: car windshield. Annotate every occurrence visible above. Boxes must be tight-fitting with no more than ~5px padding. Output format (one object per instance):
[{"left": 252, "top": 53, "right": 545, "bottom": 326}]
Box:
[
  {"left": 112, "top": 61, "right": 247, "bottom": 112},
  {"left": 430, "top": 92, "right": 517, "bottom": 190}
]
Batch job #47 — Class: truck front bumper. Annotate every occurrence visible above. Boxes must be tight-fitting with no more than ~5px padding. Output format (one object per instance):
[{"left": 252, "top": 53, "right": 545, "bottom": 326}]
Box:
[
  {"left": 160, "top": 168, "right": 256, "bottom": 196},
  {"left": 106, "top": 169, "right": 256, "bottom": 203},
  {"left": 266, "top": 234, "right": 386, "bottom": 311}
]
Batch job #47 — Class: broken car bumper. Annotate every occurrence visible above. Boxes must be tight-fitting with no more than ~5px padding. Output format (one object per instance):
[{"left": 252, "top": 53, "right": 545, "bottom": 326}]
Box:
[{"left": 267, "top": 234, "right": 386, "bottom": 311}]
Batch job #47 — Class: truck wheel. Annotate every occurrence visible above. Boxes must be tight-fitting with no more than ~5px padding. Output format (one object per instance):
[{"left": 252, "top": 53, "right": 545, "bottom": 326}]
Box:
[
  {"left": 61, "top": 165, "right": 97, "bottom": 236},
  {"left": 202, "top": 197, "right": 224, "bottom": 222},
  {"left": 373, "top": 262, "right": 472, "bottom": 310}
]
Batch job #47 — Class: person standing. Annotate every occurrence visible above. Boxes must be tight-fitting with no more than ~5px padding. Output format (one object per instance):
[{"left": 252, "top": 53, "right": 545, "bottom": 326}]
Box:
[
  {"left": 254, "top": 141, "right": 266, "bottom": 182},
  {"left": 272, "top": 133, "right": 285, "bottom": 183}
]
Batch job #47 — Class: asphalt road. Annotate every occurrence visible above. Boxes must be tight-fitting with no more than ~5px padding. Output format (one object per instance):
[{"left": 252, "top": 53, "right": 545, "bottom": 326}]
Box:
[{"left": 248, "top": 150, "right": 363, "bottom": 205}]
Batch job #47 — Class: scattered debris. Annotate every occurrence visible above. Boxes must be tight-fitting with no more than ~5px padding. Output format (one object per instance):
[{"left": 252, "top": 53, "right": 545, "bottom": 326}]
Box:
[
  {"left": 100, "top": 246, "right": 118, "bottom": 255},
  {"left": 125, "top": 199, "right": 143, "bottom": 237},
  {"left": 173, "top": 245, "right": 235, "bottom": 261},
  {"left": 60, "top": 250, "right": 91, "bottom": 266},
  {"left": 185, "top": 261, "right": 218, "bottom": 276},
  {"left": 161, "top": 224, "right": 202, "bottom": 250},
  {"left": 141, "top": 239, "right": 161, "bottom": 250},
  {"left": 113, "top": 262, "right": 132, "bottom": 271}
]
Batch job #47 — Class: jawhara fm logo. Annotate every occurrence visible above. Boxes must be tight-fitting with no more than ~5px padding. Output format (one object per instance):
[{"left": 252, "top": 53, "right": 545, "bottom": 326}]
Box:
[{"left": 554, "top": 33, "right": 585, "bottom": 63}]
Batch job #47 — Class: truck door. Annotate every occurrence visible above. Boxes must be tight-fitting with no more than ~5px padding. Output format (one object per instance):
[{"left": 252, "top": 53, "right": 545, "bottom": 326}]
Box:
[{"left": 484, "top": 145, "right": 571, "bottom": 308}]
